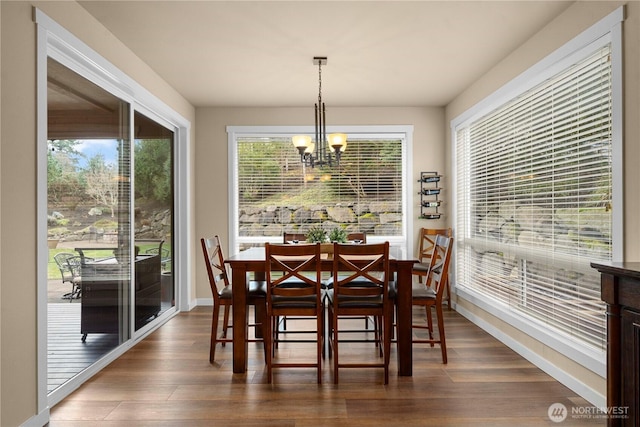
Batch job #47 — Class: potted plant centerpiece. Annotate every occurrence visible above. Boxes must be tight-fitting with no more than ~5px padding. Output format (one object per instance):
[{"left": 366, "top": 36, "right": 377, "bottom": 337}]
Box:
[
  {"left": 306, "top": 226, "right": 333, "bottom": 255},
  {"left": 328, "top": 226, "right": 348, "bottom": 243},
  {"left": 306, "top": 226, "right": 327, "bottom": 243}
]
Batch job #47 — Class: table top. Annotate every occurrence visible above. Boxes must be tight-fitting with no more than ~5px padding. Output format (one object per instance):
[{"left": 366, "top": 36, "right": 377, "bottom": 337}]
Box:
[{"left": 225, "top": 246, "right": 416, "bottom": 264}]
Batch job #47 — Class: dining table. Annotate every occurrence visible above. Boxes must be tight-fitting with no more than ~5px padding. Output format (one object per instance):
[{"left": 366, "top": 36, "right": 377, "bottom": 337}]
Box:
[{"left": 225, "top": 245, "right": 417, "bottom": 376}]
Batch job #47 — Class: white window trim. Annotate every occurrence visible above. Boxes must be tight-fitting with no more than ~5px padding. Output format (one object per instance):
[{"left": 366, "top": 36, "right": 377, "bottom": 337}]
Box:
[
  {"left": 35, "top": 8, "right": 192, "bottom": 418},
  {"left": 227, "top": 125, "right": 413, "bottom": 259},
  {"left": 449, "top": 6, "right": 624, "bottom": 407}
]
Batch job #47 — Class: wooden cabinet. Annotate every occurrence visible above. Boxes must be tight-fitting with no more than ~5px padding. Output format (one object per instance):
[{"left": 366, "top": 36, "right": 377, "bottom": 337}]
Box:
[
  {"left": 80, "top": 254, "right": 161, "bottom": 340},
  {"left": 591, "top": 262, "right": 640, "bottom": 426}
]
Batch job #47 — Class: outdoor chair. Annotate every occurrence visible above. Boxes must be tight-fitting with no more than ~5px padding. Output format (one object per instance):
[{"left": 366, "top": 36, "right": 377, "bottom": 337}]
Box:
[{"left": 54, "top": 252, "right": 91, "bottom": 301}]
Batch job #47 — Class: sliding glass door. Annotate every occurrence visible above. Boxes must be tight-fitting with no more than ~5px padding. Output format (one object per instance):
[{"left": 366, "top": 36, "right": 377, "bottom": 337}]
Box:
[
  {"left": 46, "top": 57, "right": 175, "bottom": 395},
  {"left": 133, "top": 111, "right": 175, "bottom": 329}
]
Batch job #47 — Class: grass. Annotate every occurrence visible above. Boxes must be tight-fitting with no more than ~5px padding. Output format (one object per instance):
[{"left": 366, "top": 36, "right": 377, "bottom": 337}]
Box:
[{"left": 47, "top": 243, "right": 171, "bottom": 280}]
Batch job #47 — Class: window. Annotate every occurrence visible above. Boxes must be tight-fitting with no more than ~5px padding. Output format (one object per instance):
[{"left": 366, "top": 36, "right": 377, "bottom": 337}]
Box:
[
  {"left": 452, "top": 9, "right": 623, "bottom": 369},
  {"left": 228, "top": 126, "right": 411, "bottom": 256}
]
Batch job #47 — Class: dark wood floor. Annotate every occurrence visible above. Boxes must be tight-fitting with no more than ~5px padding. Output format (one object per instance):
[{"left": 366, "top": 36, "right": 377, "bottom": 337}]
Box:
[{"left": 49, "top": 306, "right": 604, "bottom": 426}]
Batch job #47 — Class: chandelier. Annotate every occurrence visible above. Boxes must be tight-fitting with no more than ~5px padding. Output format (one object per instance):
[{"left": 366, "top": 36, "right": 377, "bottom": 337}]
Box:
[{"left": 292, "top": 56, "right": 347, "bottom": 167}]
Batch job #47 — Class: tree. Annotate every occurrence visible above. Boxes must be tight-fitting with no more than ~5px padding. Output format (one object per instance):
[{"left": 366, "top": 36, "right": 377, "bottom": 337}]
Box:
[
  {"left": 47, "top": 139, "right": 85, "bottom": 202},
  {"left": 84, "top": 154, "right": 119, "bottom": 217},
  {"left": 134, "top": 139, "right": 172, "bottom": 204}
]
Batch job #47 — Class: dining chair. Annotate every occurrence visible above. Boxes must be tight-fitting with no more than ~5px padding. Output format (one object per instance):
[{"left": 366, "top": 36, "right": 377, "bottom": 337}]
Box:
[
  {"left": 283, "top": 232, "right": 307, "bottom": 244},
  {"left": 411, "top": 234, "right": 454, "bottom": 363},
  {"left": 346, "top": 232, "right": 366, "bottom": 243},
  {"left": 200, "top": 236, "right": 266, "bottom": 364},
  {"left": 412, "top": 228, "right": 453, "bottom": 309},
  {"left": 264, "top": 242, "right": 324, "bottom": 383},
  {"left": 328, "top": 242, "right": 392, "bottom": 384},
  {"left": 277, "top": 232, "right": 316, "bottom": 339}
]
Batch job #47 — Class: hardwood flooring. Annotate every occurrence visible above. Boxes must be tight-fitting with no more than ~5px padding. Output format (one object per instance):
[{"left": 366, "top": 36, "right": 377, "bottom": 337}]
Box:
[{"left": 49, "top": 306, "right": 604, "bottom": 426}]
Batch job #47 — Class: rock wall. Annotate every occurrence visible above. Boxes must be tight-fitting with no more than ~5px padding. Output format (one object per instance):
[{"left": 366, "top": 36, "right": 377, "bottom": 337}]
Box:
[{"left": 239, "top": 202, "right": 402, "bottom": 237}]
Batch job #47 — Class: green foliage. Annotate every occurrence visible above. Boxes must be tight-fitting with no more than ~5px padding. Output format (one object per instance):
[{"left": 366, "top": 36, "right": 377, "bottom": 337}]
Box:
[
  {"left": 134, "top": 139, "right": 172, "bottom": 203},
  {"left": 47, "top": 140, "right": 86, "bottom": 202},
  {"left": 306, "top": 226, "right": 327, "bottom": 243},
  {"left": 328, "top": 226, "right": 347, "bottom": 243}
]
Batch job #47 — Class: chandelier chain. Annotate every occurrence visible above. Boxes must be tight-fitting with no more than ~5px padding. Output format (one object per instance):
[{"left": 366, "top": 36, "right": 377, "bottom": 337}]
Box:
[{"left": 317, "top": 59, "right": 322, "bottom": 106}]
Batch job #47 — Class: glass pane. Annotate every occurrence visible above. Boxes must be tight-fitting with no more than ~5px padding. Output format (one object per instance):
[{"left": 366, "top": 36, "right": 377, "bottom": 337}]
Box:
[
  {"left": 47, "top": 58, "right": 130, "bottom": 393},
  {"left": 236, "top": 136, "right": 403, "bottom": 250},
  {"left": 133, "top": 111, "right": 175, "bottom": 330}
]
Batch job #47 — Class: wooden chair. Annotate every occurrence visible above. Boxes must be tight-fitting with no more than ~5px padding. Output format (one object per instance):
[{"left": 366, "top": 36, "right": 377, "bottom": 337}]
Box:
[
  {"left": 264, "top": 242, "right": 324, "bottom": 383},
  {"left": 411, "top": 234, "right": 454, "bottom": 363},
  {"left": 200, "top": 236, "right": 266, "bottom": 364},
  {"left": 328, "top": 242, "right": 392, "bottom": 384},
  {"left": 278, "top": 232, "right": 315, "bottom": 335},
  {"left": 283, "top": 232, "right": 307, "bottom": 244},
  {"left": 413, "top": 228, "right": 453, "bottom": 309},
  {"left": 346, "top": 232, "right": 366, "bottom": 243}
]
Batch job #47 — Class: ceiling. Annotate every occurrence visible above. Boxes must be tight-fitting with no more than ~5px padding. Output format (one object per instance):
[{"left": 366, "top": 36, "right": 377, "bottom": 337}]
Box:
[{"left": 78, "top": 1, "right": 574, "bottom": 108}]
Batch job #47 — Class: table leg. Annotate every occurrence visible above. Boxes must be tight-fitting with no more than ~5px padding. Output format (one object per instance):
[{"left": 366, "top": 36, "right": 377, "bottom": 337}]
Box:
[
  {"left": 396, "top": 262, "right": 413, "bottom": 376},
  {"left": 231, "top": 264, "right": 248, "bottom": 373}
]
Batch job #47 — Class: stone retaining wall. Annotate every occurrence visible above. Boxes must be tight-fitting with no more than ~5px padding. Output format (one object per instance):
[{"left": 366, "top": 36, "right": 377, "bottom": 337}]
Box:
[{"left": 239, "top": 202, "right": 402, "bottom": 237}]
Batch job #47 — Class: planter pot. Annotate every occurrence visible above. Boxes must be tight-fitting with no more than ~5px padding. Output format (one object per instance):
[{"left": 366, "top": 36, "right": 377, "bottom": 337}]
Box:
[{"left": 47, "top": 239, "right": 59, "bottom": 249}]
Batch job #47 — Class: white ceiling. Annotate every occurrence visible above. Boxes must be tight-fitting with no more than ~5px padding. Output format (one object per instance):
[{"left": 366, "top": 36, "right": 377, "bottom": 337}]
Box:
[{"left": 79, "top": 1, "right": 574, "bottom": 108}]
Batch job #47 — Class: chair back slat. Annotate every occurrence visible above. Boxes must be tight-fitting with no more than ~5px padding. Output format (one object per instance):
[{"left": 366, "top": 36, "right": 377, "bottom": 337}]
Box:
[
  {"left": 265, "top": 243, "right": 322, "bottom": 301},
  {"left": 425, "top": 235, "right": 454, "bottom": 300},
  {"left": 332, "top": 242, "right": 390, "bottom": 300},
  {"left": 200, "top": 236, "right": 230, "bottom": 303},
  {"left": 418, "top": 228, "right": 452, "bottom": 264}
]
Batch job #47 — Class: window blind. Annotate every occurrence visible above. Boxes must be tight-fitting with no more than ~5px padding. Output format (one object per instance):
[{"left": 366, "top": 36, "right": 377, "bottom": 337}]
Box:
[
  {"left": 455, "top": 44, "right": 612, "bottom": 350},
  {"left": 236, "top": 136, "right": 403, "bottom": 246}
]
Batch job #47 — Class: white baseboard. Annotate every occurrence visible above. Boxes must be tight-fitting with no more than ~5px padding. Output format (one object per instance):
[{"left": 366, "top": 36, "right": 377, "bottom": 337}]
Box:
[{"left": 455, "top": 303, "right": 605, "bottom": 408}]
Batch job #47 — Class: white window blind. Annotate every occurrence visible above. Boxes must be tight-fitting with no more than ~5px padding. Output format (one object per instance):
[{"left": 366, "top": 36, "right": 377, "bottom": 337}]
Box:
[
  {"left": 455, "top": 44, "right": 612, "bottom": 351},
  {"left": 235, "top": 136, "right": 403, "bottom": 248}
]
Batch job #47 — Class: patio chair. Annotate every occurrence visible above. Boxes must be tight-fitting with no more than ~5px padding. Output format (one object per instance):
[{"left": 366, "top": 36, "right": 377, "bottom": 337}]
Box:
[{"left": 54, "top": 252, "right": 91, "bottom": 301}]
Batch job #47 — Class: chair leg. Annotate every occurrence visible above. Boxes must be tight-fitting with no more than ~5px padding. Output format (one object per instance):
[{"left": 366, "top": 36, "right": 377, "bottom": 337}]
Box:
[
  {"left": 436, "top": 304, "right": 447, "bottom": 364},
  {"left": 317, "top": 311, "right": 323, "bottom": 384},
  {"left": 333, "top": 310, "right": 339, "bottom": 384},
  {"left": 426, "top": 306, "right": 434, "bottom": 346},
  {"left": 265, "top": 311, "right": 273, "bottom": 383},
  {"left": 221, "top": 304, "right": 230, "bottom": 346},
  {"left": 445, "top": 277, "right": 452, "bottom": 310},
  {"left": 210, "top": 304, "right": 220, "bottom": 364},
  {"left": 255, "top": 299, "right": 267, "bottom": 362},
  {"left": 384, "top": 306, "right": 392, "bottom": 385}
]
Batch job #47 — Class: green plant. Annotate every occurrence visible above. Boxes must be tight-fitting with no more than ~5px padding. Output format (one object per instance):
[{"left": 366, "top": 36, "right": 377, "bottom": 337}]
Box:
[
  {"left": 328, "top": 226, "right": 347, "bottom": 243},
  {"left": 306, "top": 226, "right": 327, "bottom": 243}
]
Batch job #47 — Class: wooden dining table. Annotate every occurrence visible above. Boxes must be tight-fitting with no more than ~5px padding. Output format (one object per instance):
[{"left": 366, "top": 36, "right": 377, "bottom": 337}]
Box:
[{"left": 225, "top": 246, "right": 417, "bottom": 376}]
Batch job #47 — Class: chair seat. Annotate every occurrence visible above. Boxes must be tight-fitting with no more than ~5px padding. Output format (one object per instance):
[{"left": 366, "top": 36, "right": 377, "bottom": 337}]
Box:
[
  {"left": 219, "top": 280, "right": 267, "bottom": 300},
  {"left": 412, "top": 283, "right": 436, "bottom": 299},
  {"left": 271, "top": 294, "right": 319, "bottom": 308},
  {"left": 326, "top": 288, "right": 384, "bottom": 307},
  {"left": 412, "top": 262, "right": 430, "bottom": 273}
]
